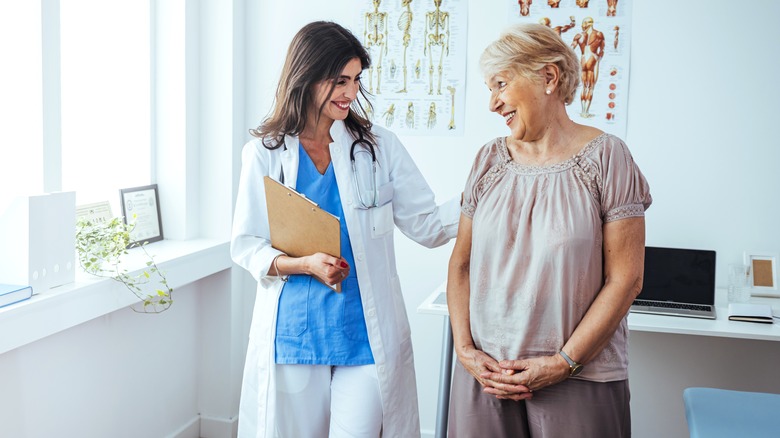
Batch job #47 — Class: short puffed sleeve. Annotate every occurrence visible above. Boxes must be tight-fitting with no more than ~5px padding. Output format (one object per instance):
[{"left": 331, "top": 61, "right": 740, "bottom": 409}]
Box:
[
  {"left": 594, "top": 136, "right": 652, "bottom": 222},
  {"left": 461, "top": 138, "right": 507, "bottom": 218}
]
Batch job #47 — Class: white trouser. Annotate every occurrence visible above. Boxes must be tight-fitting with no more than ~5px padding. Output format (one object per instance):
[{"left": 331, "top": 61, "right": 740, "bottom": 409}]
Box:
[{"left": 274, "top": 364, "right": 383, "bottom": 438}]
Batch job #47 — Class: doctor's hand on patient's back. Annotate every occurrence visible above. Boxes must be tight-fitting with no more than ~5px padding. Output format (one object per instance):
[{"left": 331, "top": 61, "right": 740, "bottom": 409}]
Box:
[{"left": 303, "top": 253, "right": 350, "bottom": 286}]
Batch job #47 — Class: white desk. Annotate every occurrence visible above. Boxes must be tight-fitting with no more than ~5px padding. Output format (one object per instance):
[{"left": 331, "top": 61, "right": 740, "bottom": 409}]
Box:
[
  {"left": 417, "top": 282, "right": 780, "bottom": 438},
  {"left": 417, "top": 284, "right": 453, "bottom": 438}
]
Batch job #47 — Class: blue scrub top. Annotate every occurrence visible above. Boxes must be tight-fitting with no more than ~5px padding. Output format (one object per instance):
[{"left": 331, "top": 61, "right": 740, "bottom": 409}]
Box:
[{"left": 274, "top": 143, "right": 374, "bottom": 365}]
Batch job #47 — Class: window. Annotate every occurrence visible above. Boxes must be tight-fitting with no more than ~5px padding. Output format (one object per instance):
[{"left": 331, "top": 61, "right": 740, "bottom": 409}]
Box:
[
  {"left": 60, "top": 0, "right": 152, "bottom": 205},
  {"left": 0, "top": 0, "right": 152, "bottom": 210},
  {"left": 0, "top": 2, "right": 43, "bottom": 205}
]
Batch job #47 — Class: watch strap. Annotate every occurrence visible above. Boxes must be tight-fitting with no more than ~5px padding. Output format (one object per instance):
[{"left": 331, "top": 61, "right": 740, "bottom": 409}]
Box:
[{"left": 559, "top": 350, "right": 583, "bottom": 376}]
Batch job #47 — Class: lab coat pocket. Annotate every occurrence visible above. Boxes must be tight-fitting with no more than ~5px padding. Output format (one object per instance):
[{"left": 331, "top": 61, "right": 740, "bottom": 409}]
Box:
[{"left": 370, "top": 182, "right": 394, "bottom": 238}]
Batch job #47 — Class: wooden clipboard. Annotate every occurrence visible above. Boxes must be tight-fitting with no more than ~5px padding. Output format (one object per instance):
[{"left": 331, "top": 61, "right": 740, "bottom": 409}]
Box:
[{"left": 263, "top": 176, "right": 342, "bottom": 292}]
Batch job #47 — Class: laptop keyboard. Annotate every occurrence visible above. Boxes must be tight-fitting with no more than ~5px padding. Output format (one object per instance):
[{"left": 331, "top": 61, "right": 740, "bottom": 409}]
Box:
[{"left": 632, "top": 299, "right": 712, "bottom": 312}]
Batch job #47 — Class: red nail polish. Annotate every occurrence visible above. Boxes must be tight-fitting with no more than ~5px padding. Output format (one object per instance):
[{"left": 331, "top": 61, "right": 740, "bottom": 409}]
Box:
[{"left": 340, "top": 261, "right": 348, "bottom": 268}]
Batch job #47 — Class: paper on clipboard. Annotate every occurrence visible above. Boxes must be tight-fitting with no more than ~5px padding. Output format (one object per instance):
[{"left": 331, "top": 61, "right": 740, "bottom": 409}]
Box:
[{"left": 264, "top": 176, "right": 342, "bottom": 292}]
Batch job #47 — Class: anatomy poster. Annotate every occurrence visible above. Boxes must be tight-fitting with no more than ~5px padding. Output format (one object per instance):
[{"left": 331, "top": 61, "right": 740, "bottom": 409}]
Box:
[
  {"left": 353, "top": 0, "right": 468, "bottom": 136},
  {"left": 510, "top": 0, "right": 631, "bottom": 138}
]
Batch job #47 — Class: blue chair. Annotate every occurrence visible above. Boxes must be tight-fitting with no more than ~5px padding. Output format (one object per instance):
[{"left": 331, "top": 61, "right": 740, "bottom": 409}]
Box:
[{"left": 683, "top": 387, "right": 780, "bottom": 437}]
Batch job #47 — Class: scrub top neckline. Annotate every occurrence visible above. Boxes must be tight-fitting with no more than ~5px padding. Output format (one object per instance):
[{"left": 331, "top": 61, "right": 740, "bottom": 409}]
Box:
[{"left": 299, "top": 142, "right": 333, "bottom": 177}]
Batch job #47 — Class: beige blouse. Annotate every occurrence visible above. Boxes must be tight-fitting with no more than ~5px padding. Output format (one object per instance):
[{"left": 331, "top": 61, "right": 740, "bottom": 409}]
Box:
[{"left": 462, "top": 133, "right": 652, "bottom": 382}]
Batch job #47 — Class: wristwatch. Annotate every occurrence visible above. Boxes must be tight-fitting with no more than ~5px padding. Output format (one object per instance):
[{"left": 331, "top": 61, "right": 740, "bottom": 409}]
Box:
[{"left": 559, "top": 350, "right": 584, "bottom": 377}]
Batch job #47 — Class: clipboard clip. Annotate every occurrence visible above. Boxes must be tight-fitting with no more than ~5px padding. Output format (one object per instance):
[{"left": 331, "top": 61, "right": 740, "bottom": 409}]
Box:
[{"left": 285, "top": 188, "right": 319, "bottom": 209}]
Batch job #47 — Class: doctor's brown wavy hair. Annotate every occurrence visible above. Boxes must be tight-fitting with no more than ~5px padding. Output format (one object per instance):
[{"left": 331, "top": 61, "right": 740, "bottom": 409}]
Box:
[{"left": 251, "top": 21, "right": 376, "bottom": 149}]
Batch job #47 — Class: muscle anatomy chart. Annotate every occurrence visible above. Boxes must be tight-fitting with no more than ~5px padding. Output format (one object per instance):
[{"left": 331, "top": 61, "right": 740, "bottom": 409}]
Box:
[
  {"left": 355, "top": 0, "right": 467, "bottom": 136},
  {"left": 508, "top": 0, "right": 632, "bottom": 138}
]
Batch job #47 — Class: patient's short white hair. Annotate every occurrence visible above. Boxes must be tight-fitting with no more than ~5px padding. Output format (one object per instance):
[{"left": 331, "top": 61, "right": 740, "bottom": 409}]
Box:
[{"left": 480, "top": 23, "right": 580, "bottom": 105}]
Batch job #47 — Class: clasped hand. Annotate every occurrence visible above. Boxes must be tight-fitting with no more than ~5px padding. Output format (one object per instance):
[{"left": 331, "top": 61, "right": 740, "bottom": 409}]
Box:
[
  {"left": 458, "top": 347, "right": 571, "bottom": 401},
  {"left": 304, "top": 252, "right": 350, "bottom": 286}
]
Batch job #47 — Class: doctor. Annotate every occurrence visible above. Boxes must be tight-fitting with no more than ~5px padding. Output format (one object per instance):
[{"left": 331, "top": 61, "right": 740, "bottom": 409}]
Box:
[{"left": 231, "top": 21, "right": 459, "bottom": 437}]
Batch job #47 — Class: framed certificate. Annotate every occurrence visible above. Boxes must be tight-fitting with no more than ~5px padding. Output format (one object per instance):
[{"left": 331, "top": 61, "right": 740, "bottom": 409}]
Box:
[
  {"left": 76, "top": 201, "right": 114, "bottom": 225},
  {"left": 743, "top": 251, "right": 779, "bottom": 297},
  {"left": 120, "top": 184, "right": 163, "bottom": 246}
]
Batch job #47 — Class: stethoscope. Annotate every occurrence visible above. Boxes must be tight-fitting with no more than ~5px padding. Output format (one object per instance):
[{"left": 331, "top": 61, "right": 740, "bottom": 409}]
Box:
[
  {"left": 350, "top": 132, "right": 379, "bottom": 209},
  {"left": 277, "top": 133, "right": 379, "bottom": 209}
]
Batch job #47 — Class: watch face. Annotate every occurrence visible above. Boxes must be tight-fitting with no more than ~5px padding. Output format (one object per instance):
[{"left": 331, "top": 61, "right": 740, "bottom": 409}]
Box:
[{"left": 571, "top": 364, "right": 584, "bottom": 376}]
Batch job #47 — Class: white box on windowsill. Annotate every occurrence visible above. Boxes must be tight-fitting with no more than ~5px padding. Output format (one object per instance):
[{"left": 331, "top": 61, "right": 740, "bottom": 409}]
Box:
[{"left": 0, "top": 192, "right": 76, "bottom": 294}]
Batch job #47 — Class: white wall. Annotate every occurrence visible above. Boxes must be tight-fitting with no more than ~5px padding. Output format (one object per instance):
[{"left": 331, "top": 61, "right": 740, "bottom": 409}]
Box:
[
  {"left": 247, "top": 0, "right": 780, "bottom": 436},
  {"left": 629, "top": 0, "right": 780, "bottom": 260},
  {"left": 0, "top": 283, "right": 204, "bottom": 437},
  {"left": 1, "top": 0, "right": 775, "bottom": 437},
  {"left": 0, "top": 1, "right": 248, "bottom": 437}
]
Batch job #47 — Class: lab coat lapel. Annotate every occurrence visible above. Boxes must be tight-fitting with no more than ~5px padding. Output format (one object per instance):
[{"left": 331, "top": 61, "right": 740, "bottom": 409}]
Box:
[
  {"left": 328, "top": 120, "right": 348, "bottom": 174},
  {"left": 279, "top": 135, "right": 300, "bottom": 189}
]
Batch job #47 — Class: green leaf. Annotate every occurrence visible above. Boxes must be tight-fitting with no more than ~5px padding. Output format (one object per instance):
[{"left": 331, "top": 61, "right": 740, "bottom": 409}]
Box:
[{"left": 75, "top": 215, "right": 172, "bottom": 313}]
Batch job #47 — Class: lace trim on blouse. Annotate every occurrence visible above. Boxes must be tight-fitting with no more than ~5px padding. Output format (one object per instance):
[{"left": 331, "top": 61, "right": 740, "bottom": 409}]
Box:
[
  {"left": 462, "top": 202, "right": 477, "bottom": 217},
  {"left": 467, "top": 133, "right": 641, "bottom": 221},
  {"left": 464, "top": 155, "right": 510, "bottom": 217},
  {"left": 496, "top": 133, "right": 609, "bottom": 175},
  {"left": 605, "top": 204, "right": 646, "bottom": 222},
  {"left": 572, "top": 154, "right": 602, "bottom": 202}
]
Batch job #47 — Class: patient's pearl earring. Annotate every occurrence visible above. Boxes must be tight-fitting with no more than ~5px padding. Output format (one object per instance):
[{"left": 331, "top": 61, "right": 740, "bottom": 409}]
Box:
[{"left": 545, "top": 89, "right": 552, "bottom": 95}]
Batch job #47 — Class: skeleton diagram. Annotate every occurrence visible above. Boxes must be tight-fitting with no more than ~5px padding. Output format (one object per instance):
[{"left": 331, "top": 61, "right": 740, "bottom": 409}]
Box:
[
  {"left": 424, "top": 0, "right": 450, "bottom": 95},
  {"left": 446, "top": 85, "right": 456, "bottom": 130},
  {"left": 571, "top": 17, "right": 605, "bottom": 118},
  {"left": 397, "top": 0, "right": 413, "bottom": 93},
  {"left": 382, "top": 103, "right": 396, "bottom": 127},
  {"left": 364, "top": 0, "right": 388, "bottom": 94},
  {"left": 406, "top": 102, "right": 415, "bottom": 128},
  {"left": 426, "top": 102, "right": 437, "bottom": 129}
]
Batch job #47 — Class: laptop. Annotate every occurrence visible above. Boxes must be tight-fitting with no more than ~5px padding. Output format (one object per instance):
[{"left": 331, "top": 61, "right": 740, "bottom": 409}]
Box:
[{"left": 630, "top": 246, "right": 717, "bottom": 319}]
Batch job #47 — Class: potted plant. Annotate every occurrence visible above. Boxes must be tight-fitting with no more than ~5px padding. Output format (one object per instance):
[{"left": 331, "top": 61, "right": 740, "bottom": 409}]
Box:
[{"left": 75, "top": 216, "right": 172, "bottom": 313}]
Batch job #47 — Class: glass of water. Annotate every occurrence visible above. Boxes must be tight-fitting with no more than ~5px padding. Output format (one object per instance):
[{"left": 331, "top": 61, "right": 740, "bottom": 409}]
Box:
[{"left": 727, "top": 263, "right": 751, "bottom": 302}]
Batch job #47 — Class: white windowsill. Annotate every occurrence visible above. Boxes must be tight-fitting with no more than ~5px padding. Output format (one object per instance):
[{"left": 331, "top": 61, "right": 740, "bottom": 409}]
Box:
[{"left": 0, "top": 238, "right": 232, "bottom": 355}]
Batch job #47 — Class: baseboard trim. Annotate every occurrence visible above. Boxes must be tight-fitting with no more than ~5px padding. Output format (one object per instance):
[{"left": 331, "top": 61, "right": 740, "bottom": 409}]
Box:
[
  {"left": 200, "top": 414, "right": 239, "bottom": 438},
  {"left": 166, "top": 414, "right": 238, "bottom": 438},
  {"left": 167, "top": 416, "right": 200, "bottom": 438}
]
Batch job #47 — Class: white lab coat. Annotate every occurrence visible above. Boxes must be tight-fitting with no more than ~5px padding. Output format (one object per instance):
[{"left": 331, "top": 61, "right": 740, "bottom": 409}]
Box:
[{"left": 231, "top": 120, "right": 459, "bottom": 438}]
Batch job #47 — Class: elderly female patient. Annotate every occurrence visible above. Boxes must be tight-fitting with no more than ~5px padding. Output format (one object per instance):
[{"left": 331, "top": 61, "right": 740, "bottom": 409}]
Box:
[{"left": 446, "top": 23, "right": 652, "bottom": 437}]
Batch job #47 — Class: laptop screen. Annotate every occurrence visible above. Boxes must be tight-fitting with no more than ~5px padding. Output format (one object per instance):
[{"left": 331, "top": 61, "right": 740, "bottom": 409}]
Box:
[{"left": 639, "top": 246, "right": 717, "bottom": 305}]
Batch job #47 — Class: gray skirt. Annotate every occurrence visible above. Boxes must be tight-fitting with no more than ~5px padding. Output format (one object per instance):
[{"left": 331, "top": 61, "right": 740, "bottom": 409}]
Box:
[{"left": 448, "top": 361, "right": 631, "bottom": 438}]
